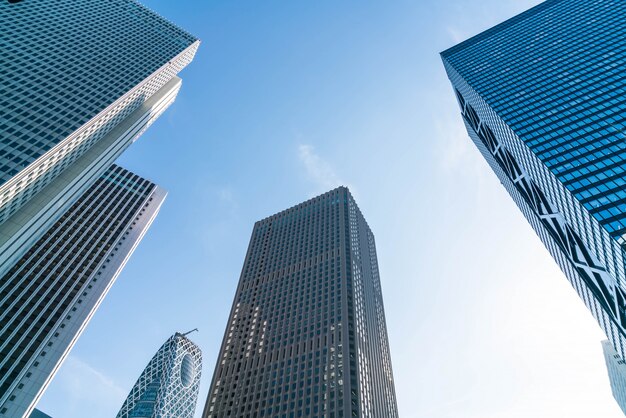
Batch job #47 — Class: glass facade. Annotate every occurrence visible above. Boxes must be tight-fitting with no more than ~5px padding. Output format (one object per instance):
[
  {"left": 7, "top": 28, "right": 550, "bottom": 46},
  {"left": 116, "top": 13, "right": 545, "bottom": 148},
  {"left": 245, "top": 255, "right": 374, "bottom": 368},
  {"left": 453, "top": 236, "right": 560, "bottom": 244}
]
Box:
[
  {"left": 0, "top": 2, "right": 198, "bottom": 417},
  {"left": 116, "top": 333, "right": 203, "bottom": 418},
  {"left": 203, "top": 187, "right": 398, "bottom": 418},
  {"left": 0, "top": 165, "right": 166, "bottom": 418},
  {"left": 602, "top": 340, "right": 626, "bottom": 415},
  {"left": 442, "top": 1, "right": 626, "bottom": 359},
  {"left": 28, "top": 409, "right": 53, "bottom": 418},
  {"left": 0, "top": 0, "right": 199, "bottom": 224}
]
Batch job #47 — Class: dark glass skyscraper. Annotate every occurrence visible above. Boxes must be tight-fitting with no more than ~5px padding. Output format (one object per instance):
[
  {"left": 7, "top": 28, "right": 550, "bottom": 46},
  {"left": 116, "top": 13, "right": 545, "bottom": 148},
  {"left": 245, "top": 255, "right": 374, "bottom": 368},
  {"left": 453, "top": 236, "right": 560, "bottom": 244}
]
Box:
[
  {"left": 203, "top": 187, "right": 398, "bottom": 418},
  {"left": 442, "top": 1, "right": 626, "bottom": 359}
]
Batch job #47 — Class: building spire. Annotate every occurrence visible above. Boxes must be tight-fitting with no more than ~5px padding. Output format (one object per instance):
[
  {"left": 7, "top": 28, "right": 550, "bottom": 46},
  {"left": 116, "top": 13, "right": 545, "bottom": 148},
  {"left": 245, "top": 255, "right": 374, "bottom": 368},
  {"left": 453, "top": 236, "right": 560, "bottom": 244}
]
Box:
[{"left": 181, "top": 328, "right": 199, "bottom": 337}]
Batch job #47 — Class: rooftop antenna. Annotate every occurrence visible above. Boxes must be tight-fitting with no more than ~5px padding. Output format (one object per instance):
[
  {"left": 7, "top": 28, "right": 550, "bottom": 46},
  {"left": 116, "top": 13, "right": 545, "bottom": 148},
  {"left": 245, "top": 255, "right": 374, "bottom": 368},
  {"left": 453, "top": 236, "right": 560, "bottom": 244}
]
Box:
[{"left": 181, "top": 328, "right": 199, "bottom": 337}]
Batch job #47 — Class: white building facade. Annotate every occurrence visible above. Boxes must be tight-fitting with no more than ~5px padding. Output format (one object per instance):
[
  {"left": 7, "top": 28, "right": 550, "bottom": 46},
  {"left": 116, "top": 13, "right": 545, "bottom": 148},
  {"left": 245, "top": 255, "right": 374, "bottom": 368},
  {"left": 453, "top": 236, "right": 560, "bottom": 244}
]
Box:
[{"left": 117, "top": 333, "right": 203, "bottom": 418}]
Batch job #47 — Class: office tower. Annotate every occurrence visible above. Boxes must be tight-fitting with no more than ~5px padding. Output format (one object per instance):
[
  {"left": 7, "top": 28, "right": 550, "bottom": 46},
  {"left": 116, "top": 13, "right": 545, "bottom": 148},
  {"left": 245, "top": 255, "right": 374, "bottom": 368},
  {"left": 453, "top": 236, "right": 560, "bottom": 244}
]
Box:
[
  {"left": 442, "top": 1, "right": 626, "bottom": 358},
  {"left": 0, "top": 0, "right": 199, "bottom": 277},
  {"left": 0, "top": 165, "right": 166, "bottom": 418},
  {"left": 203, "top": 187, "right": 399, "bottom": 418},
  {"left": 29, "top": 410, "right": 53, "bottom": 418},
  {"left": 117, "top": 332, "right": 202, "bottom": 418},
  {"left": 0, "top": 1, "right": 198, "bottom": 415},
  {"left": 602, "top": 340, "right": 626, "bottom": 415}
]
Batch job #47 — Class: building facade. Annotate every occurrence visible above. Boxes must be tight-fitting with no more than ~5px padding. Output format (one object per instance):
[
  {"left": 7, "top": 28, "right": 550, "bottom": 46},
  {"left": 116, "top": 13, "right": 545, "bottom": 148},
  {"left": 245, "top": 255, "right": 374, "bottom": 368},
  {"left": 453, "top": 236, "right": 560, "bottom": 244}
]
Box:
[
  {"left": 0, "top": 1, "right": 198, "bottom": 415},
  {"left": 0, "top": 0, "right": 199, "bottom": 277},
  {"left": 117, "top": 332, "right": 203, "bottom": 418},
  {"left": 203, "top": 187, "right": 398, "bottom": 418},
  {"left": 602, "top": 340, "right": 626, "bottom": 415},
  {"left": 28, "top": 409, "right": 53, "bottom": 418},
  {"left": 442, "top": 1, "right": 626, "bottom": 358},
  {"left": 0, "top": 165, "right": 166, "bottom": 418}
]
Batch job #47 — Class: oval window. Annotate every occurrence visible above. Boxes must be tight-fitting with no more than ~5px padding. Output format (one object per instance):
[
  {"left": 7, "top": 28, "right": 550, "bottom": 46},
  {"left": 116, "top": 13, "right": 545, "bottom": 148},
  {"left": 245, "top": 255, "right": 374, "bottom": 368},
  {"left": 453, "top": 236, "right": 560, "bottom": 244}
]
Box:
[{"left": 180, "top": 353, "right": 195, "bottom": 388}]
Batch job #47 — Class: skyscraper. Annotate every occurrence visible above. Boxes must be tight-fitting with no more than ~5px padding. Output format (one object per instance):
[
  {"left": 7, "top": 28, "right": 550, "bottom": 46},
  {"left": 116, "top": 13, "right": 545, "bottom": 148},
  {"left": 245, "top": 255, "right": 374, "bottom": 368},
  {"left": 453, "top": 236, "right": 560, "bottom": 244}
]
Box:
[
  {"left": 29, "top": 409, "right": 53, "bottom": 418},
  {"left": 0, "top": 2, "right": 198, "bottom": 415},
  {"left": 0, "top": 165, "right": 166, "bottom": 418},
  {"left": 0, "top": 0, "right": 199, "bottom": 276},
  {"left": 203, "top": 187, "right": 398, "bottom": 418},
  {"left": 117, "top": 332, "right": 202, "bottom": 418},
  {"left": 602, "top": 340, "right": 626, "bottom": 415},
  {"left": 442, "top": 2, "right": 626, "bottom": 357}
]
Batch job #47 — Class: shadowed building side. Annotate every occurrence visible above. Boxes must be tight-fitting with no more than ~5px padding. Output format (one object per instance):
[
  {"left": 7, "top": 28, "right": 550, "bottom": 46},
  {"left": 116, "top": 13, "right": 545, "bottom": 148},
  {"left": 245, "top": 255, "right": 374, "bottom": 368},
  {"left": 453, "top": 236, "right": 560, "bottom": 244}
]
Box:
[
  {"left": 0, "top": 165, "right": 166, "bottom": 418},
  {"left": 28, "top": 409, "right": 53, "bottom": 418},
  {"left": 203, "top": 187, "right": 398, "bottom": 418}
]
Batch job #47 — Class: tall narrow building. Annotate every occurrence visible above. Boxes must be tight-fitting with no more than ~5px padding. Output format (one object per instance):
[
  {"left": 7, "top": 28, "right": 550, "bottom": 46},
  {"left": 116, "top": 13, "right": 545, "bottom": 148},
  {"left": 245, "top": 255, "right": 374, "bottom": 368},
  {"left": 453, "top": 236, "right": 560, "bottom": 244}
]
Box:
[
  {"left": 441, "top": 2, "right": 626, "bottom": 359},
  {"left": 203, "top": 187, "right": 399, "bottom": 418},
  {"left": 602, "top": 340, "right": 626, "bottom": 415},
  {"left": 0, "top": 165, "right": 166, "bottom": 418},
  {"left": 117, "top": 332, "right": 202, "bottom": 418},
  {"left": 0, "top": 0, "right": 199, "bottom": 276}
]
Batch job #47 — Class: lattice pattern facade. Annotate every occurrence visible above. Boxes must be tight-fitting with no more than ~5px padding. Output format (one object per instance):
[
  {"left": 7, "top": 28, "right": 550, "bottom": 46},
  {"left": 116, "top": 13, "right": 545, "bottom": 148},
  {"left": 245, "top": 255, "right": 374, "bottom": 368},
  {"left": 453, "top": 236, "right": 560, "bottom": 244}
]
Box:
[
  {"left": 117, "top": 333, "right": 202, "bottom": 418},
  {"left": 0, "top": 165, "right": 166, "bottom": 418},
  {"left": 203, "top": 187, "right": 398, "bottom": 418},
  {"left": 442, "top": 0, "right": 626, "bottom": 357}
]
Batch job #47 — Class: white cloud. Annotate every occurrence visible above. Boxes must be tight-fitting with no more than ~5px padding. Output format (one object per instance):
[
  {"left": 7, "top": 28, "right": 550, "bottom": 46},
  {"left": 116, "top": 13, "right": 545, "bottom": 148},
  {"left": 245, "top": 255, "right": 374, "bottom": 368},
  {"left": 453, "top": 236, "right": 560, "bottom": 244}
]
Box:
[
  {"left": 297, "top": 144, "right": 345, "bottom": 193},
  {"left": 217, "top": 186, "right": 239, "bottom": 211},
  {"left": 41, "top": 355, "right": 126, "bottom": 417},
  {"left": 434, "top": 113, "right": 485, "bottom": 179},
  {"left": 446, "top": 26, "right": 468, "bottom": 44}
]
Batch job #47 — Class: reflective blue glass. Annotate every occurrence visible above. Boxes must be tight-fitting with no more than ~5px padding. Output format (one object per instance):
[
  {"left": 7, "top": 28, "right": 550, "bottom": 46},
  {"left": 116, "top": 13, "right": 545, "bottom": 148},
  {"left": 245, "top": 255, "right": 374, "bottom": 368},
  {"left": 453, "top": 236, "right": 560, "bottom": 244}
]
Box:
[{"left": 442, "top": 0, "right": 626, "bottom": 360}]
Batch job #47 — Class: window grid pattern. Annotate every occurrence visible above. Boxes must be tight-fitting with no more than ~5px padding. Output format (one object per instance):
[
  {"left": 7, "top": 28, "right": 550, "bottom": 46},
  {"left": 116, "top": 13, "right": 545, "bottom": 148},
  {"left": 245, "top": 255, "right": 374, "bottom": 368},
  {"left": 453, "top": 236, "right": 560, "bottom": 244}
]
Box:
[
  {"left": 451, "top": 80, "right": 626, "bottom": 360},
  {"left": 442, "top": 0, "right": 626, "bottom": 240},
  {"left": 602, "top": 340, "right": 626, "bottom": 416},
  {"left": 0, "top": 165, "right": 163, "bottom": 418},
  {"left": 0, "top": 0, "right": 199, "bottom": 224},
  {"left": 116, "top": 333, "right": 202, "bottom": 418},
  {"left": 442, "top": 0, "right": 626, "bottom": 359},
  {"left": 347, "top": 195, "right": 398, "bottom": 418},
  {"left": 203, "top": 188, "right": 398, "bottom": 418}
]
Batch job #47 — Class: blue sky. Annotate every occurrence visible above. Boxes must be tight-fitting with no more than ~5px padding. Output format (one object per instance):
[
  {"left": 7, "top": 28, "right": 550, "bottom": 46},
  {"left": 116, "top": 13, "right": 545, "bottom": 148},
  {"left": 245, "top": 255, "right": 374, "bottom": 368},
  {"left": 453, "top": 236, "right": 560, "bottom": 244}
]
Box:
[{"left": 37, "top": 1, "right": 624, "bottom": 417}]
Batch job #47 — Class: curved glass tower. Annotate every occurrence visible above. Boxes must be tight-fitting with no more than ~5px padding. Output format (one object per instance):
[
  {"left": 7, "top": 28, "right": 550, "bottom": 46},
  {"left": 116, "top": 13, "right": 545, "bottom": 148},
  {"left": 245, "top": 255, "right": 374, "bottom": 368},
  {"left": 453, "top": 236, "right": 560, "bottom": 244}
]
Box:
[{"left": 117, "top": 332, "right": 202, "bottom": 418}]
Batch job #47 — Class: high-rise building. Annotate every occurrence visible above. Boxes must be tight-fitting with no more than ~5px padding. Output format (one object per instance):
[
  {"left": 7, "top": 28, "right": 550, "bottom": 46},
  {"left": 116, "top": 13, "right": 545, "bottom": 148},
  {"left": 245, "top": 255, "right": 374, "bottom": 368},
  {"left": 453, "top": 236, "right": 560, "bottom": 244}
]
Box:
[
  {"left": 117, "top": 332, "right": 202, "bottom": 418},
  {"left": 602, "top": 340, "right": 626, "bottom": 415},
  {"left": 0, "top": 165, "right": 166, "bottom": 418},
  {"left": 203, "top": 187, "right": 398, "bottom": 418},
  {"left": 0, "top": 1, "right": 198, "bottom": 415},
  {"left": 0, "top": 0, "right": 199, "bottom": 277},
  {"left": 28, "top": 409, "right": 53, "bottom": 418},
  {"left": 442, "top": 1, "right": 626, "bottom": 358}
]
